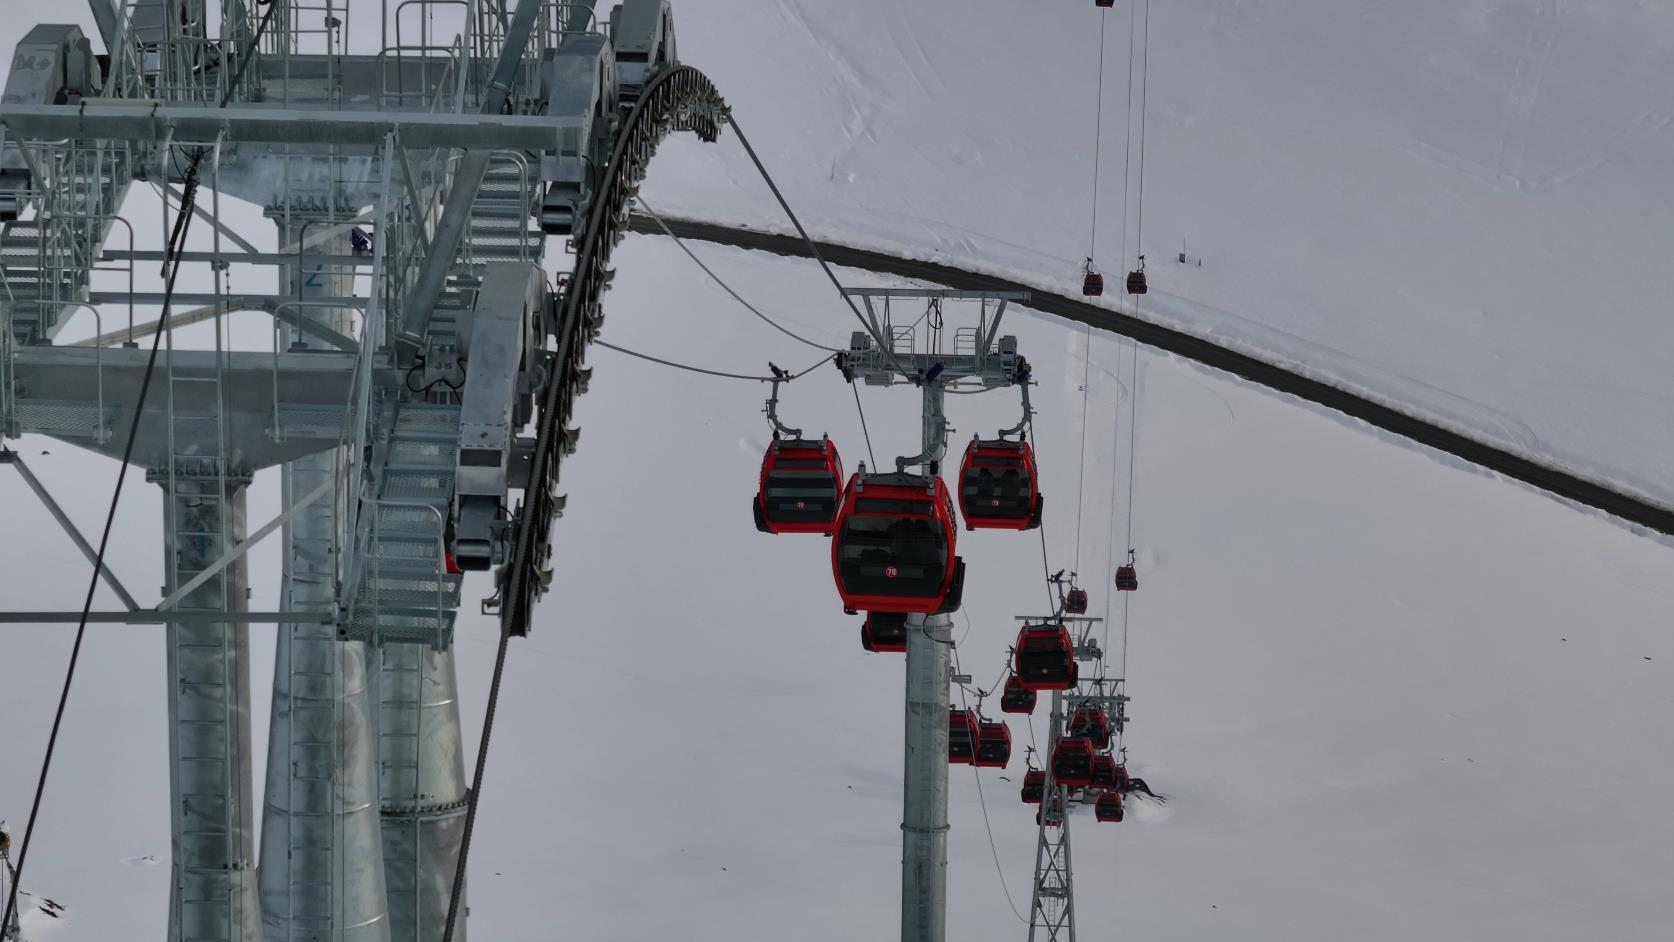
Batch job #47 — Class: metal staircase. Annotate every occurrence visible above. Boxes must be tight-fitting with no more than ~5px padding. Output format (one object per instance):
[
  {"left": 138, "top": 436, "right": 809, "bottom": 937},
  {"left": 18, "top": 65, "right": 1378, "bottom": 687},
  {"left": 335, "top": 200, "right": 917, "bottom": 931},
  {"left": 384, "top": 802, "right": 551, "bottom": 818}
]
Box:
[{"left": 348, "top": 401, "right": 465, "bottom": 648}]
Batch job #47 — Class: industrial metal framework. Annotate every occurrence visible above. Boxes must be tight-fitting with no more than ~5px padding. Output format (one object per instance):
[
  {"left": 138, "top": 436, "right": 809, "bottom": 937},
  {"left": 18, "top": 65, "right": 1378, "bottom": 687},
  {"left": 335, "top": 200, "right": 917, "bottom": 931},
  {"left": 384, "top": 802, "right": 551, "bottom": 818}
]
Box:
[
  {"left": 837, "top": 286, "right": 1031, "bottom": 942},
  {"left": 0, "top": 1, "right": 724, "bottom": 939},
  {"left": 1021, "top": 615, "right": 1119, "bottom": 942}
]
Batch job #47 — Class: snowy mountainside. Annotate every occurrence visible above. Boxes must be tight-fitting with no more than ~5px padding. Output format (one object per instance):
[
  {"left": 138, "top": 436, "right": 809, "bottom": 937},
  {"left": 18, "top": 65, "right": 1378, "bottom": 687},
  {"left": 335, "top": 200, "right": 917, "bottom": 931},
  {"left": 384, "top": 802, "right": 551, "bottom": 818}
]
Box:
[{"left": 645, "top": 0, "right": 1674, "bottom": 507}]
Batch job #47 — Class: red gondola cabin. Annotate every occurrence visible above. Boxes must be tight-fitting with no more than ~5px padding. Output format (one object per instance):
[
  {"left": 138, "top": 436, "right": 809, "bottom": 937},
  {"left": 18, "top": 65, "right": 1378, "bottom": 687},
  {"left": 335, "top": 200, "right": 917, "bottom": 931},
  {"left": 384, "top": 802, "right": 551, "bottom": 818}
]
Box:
[
  {"left": 1095, "top": 789, "right": 1125, "bottom": 823},
  {"left": 1064, "top": 587, "right": 1088, "bottom": 615},
  {"left": 975, "top": 720, "right": 1011, "bottom": 768},
  {"left": 754, "top": 437, "right": 844, "bottom": 535},
  {"left": 1000, "top": 674, "right": 1037, "bottom": 714},
  {"left": 956, "top": 438, "right": 1043, "bottom": 531},
  {"left": 1021, "top": 769, "right": 1045, "bottom": 804},
  {"left": 948, "top": 708, "right": 981, "bottom": 764},
  {"left": 1090, "top": 752, "right": 1120, "bottom": 790},
  {"left": 831, "top": 472, "right": 965, "bottom": 615},
  {"left": 860, "top": 611, "right": 908, "bottom": 653},
  {"left": 1126, "top": 269, "right": 1148, "bottom": 295},
  {"left": 1050, "top": 737, "right": 1095, "bottom": 788},
  {"left": 1013, "top": 623, "right": 1079, "bottom": 691},
  {"left": 1068, "top": 704, "right": 1112, "bottom": 749},
  {"left": 1082, "top": 270, "right": 1104, "bottom": 296},
  {"left": 1115, "top": 564, "right": 1138, "bottom": 591}
]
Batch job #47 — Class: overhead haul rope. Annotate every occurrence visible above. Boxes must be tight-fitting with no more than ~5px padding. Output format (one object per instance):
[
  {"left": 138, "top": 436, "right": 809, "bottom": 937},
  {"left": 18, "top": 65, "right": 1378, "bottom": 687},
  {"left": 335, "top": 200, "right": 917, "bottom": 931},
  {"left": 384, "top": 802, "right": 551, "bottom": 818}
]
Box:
[
  {"left": 596, "top": 342, "right": 832, "bottom": 383},
  {"left": 1119, "top": 0, "right": 1151, "bottom": 684},
  {"left": 1072, "top": 326, "right": 1093, "bottom": 575},
  {"left": 949, "top": 638, "right": 1029, "bottom": 926},
  {"left": 1134, "top": 0, "right": 1153, "bottom": 261},
  {"left": 636, "top": 197, "right": 841, "bottom": 353},
  {"left": 1087, "top": 8, "right": 1110, "bottom": 266},
  {"left": 0, "top": 1, "right": 283, "bottom": 932},
  {"left": 725, "top": 117, "right": 905, "bottom": 468}
]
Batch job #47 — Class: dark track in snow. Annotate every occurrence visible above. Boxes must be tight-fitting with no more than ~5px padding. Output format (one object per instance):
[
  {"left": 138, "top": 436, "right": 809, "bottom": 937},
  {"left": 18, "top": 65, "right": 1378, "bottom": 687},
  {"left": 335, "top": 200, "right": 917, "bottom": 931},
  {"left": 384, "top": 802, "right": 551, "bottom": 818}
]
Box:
[{"left": 626, "top": 212, "right": 1674, "bottom": 538}]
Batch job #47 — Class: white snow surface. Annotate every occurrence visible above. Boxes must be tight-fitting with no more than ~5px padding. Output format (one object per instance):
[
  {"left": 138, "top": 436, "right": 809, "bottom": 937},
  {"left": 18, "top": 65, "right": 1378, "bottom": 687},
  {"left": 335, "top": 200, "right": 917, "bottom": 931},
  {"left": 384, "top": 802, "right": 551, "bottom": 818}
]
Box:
[
  {"left": 1, "top": 2, "right": 1673, "bottom": 940},
  {"left": 643, "top": 0, "right": 1674, "bottom": 507}
]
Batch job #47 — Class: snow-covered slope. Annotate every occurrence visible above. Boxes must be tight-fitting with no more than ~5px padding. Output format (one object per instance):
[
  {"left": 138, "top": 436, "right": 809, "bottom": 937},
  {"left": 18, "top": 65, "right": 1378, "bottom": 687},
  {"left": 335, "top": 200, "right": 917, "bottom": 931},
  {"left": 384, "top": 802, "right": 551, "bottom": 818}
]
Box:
[
  {"left": 458, "top": 239, "right": 1674, "bottom": 940},
  {"left": 645, "top": 0, "right": 1674, "bottom": 507},
  {"left": 2, "top": 232, "right": 1670, "bottom": 941}
]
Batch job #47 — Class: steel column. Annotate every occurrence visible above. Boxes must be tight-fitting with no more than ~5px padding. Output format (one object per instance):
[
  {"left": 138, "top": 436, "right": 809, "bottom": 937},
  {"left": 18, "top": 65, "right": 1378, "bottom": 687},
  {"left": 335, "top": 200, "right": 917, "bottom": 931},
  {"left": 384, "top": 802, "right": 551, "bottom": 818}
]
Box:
[
  {"left": 902, "top": 380, "right": 953, "bottom": 942},
  {"left": 258, "top": 222, "right": 390, "bottom": 941},
  {"left": 376, "top": 646, "right": 469, "bottom": 942},
  {"left": 159, "top": 473, "right": 262, "bottom": 942}
]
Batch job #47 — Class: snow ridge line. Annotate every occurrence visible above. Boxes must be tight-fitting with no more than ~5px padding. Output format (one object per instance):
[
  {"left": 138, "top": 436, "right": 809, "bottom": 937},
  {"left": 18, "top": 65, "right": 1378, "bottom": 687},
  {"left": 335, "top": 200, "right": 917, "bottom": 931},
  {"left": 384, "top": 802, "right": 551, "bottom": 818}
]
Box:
[{"left": 624, "top": 212, "right": 1674, "bottom": 539}]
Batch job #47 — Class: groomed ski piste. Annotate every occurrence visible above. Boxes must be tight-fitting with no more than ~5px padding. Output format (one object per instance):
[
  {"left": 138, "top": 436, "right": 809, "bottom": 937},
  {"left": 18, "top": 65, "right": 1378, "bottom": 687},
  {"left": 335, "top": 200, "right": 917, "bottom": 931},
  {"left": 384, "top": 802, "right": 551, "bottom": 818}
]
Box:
[{"left": 1, "top": 1, "right": 1672, "bottom": 940}]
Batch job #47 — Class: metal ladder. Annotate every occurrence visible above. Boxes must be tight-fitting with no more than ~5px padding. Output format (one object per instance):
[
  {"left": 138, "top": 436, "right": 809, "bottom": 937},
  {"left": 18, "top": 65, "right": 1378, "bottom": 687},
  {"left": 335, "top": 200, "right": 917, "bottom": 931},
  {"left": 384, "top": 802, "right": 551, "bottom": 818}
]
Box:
[{"left": 282, "top": 587, "right": 341, "bottom": 932}]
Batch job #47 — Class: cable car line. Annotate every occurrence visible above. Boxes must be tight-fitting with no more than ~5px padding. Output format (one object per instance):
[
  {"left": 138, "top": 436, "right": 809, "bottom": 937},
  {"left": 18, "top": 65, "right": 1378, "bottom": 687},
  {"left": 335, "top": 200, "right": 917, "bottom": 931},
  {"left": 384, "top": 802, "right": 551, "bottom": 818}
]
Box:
[
  {"left": 950, "top": 642, "right": 1031, "bottom": 926},
  {"left": 729, "top": 117, "right": 902, "bottom": 366},
  {"left": 1087, "top": 9, "right": 1110, "bottom": 265},
  {"left": 1072, "top": 326, "right": 1093, "bottom": 574},
  {"left": 595, "top": 341, "right": 833, "bottom": 383},
  {"left": 850, "top": 383, "right": 878, "bottom": 467},
  {"left": 636, "top": 197, "right": 842, "bottom": 353},
  {"left": 0, "top": 2, "right": 284, "bottom": 930}
]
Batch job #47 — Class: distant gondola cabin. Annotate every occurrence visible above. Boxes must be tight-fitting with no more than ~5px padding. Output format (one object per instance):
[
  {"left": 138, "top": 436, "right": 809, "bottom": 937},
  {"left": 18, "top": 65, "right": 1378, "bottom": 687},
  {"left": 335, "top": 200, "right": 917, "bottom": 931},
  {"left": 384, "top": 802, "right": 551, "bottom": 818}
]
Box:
[
  {"left": 1051, "top": 737, "right": 1096, "bottom": 788},
  {"left": 1064, "top": 587, "right": 1089, "bottom": 614},
  {"left": 1021, "top": 769, "right": 1045, "bottom": 804},
  {"left": 1013, "top": 623, "right": 1078, "bottom": 691},
  {"left": 1069, "top": 704, "right": 1112, "bottom": 749},
  {"left": 1095, "top": 789, "right": 1125, "bottom": 823},
  {"left": 975, "top": 720, "right": 1012, "bottom": 768},
  {"left": 948, "top": 708, "right": 981, "bottom": 764},
  {"left": 1000, "top": 675, "right": 1038, "bottom": 714},
  {"left": 860, "top": 611, "right": 908, "bottom": 653}
]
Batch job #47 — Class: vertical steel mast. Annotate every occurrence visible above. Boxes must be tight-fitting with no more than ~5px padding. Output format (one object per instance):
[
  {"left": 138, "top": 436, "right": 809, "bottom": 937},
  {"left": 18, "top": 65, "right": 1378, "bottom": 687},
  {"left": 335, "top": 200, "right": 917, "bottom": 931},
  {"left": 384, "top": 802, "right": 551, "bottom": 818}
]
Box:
[
  {"left": 834, "top": 287, "right": 1031, "bottom": 942},
  {"left": 901, "top": 379, "right": 953, "bottom": 942}
]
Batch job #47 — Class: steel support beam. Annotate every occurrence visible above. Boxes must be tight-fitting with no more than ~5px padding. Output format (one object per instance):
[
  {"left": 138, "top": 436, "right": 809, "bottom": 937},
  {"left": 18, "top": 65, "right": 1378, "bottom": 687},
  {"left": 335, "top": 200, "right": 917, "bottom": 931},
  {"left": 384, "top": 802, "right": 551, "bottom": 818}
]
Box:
[
  {"left": 0, "top": 103, "right": 578, "bottom": 150},
  {"left": 0, "top": 611, "right": 334, "bottom": 624},
  {"left": 156, "top": 477, "right": 333, "bottom": 612},
  {"left": 0, "top": 448, "right": 140, "bottom": 610}
]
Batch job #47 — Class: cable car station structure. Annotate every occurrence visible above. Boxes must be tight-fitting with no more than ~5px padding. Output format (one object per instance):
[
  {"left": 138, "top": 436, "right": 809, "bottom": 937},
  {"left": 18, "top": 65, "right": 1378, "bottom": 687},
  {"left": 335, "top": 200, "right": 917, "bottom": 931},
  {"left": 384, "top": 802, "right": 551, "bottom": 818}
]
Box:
[{"left": 0, "top": 3, "right": 1141, "bottom": 941}]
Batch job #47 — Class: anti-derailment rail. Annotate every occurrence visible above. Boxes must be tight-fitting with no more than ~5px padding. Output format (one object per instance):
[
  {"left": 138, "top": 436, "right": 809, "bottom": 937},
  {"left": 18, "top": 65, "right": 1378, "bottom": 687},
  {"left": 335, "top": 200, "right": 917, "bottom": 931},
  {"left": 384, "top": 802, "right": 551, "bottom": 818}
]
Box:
[{"left": 624, "top": 214, "right": 1674, "bottom": 539}]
